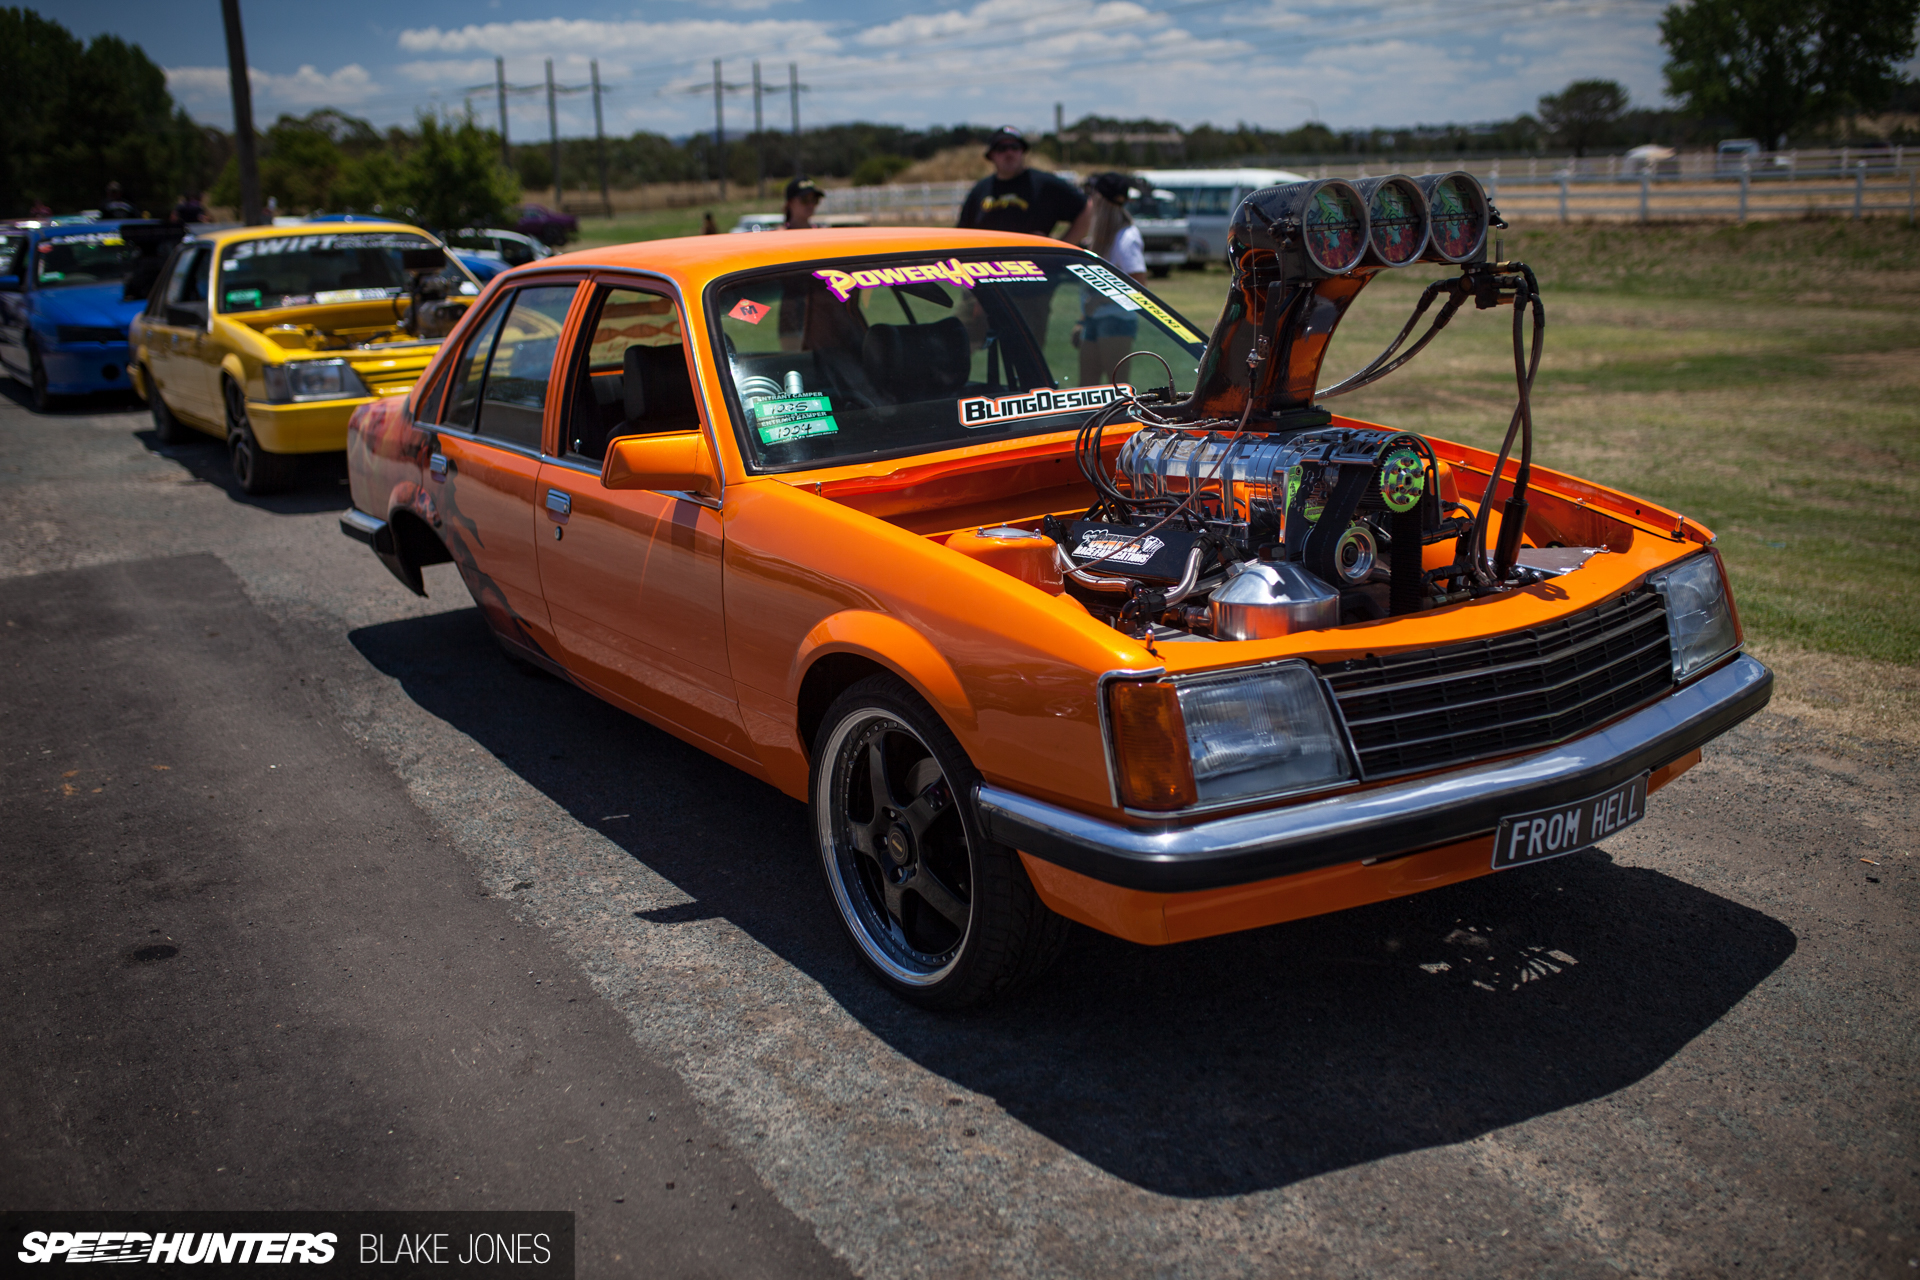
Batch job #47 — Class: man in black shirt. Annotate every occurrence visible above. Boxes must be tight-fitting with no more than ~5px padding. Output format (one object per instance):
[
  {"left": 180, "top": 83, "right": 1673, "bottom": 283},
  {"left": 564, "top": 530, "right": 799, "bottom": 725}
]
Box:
[{"left": 957, "top": 127, "right": 1090, "bottom": 243}]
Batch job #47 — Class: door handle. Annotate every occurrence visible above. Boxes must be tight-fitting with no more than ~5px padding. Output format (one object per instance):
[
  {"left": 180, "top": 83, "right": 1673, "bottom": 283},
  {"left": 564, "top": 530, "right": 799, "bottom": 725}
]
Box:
[
  {"left": 429, "top": 452, "right": 448, "bottom": 480},
  {"left": 544, "top": 488, "right": 572, "bottom": 518}
]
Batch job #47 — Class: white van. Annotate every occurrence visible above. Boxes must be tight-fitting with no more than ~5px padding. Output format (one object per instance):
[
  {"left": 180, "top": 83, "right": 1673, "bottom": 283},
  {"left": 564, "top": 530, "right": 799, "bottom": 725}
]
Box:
[{"left": 1133, "top": 167, "right": 1305, "bottom": 264}]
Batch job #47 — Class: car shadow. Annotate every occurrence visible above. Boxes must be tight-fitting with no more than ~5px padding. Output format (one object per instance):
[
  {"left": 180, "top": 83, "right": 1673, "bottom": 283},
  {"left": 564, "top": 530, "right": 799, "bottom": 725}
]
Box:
[
  {"left": 0, "top": 380, "right": 144, "bottom": 417},
  {"left": 349, "top": 606, "right": 1797, "bottom": 1198},
  {"left": 132, "top": 426, "right": 351, "bottom": 516}
]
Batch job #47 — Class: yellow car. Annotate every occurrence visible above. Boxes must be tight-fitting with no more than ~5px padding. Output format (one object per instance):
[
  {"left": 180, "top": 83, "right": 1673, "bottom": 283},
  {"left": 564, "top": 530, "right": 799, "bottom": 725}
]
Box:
[{"left": 128, "top": 221, "right": 481, "bottom": 493}]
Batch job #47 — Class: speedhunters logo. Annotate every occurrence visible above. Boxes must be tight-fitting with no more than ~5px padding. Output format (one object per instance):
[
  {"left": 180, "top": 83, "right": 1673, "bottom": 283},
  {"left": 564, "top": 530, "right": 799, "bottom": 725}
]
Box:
[
  {"left": 4, "top": 1214, "right": 572, "bottom": 1277},
  {"left": 19, "top": 1231, "right": 338, "bottom": 1264}
]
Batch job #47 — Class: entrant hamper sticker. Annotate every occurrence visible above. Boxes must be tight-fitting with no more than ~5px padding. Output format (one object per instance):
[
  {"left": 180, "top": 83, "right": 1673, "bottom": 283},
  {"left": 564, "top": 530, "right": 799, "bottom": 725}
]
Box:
[
  {"left": 727, "top": 298, "right": 770, "bottom": 324},
  {"left": 1065, "top": 263, "right": 1202, "bottom": 344},
  {"left": 958, "top": 383, "right": 1132, "bottom": 429},
  {"left": 812, "top": 258, "right": 1046, "bottom": 302},
  {"left": 750, "top": 392, "right": 839, "bottom": 445}
]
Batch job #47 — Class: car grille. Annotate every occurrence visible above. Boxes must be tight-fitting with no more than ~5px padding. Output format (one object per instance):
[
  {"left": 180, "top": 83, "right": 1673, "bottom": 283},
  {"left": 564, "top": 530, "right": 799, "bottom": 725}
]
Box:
[
  {"left": 58, "top": 325, "right": 127, "bottom": 344},
  {"left": 351, "top": 359, "right": 430, "bottom": 396},
  {"left": 1321, "top": 587, "right": 1675, "bottom": 779}
]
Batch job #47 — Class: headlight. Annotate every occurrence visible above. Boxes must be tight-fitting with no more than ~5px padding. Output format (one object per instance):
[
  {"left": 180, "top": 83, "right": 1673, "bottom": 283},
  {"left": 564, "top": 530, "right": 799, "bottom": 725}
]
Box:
[
  {"left": 1650, "top": 551, "right": 1740, "bottom": 681},
  {"left": 1107, "top": 662, "right": 1352, "bottom": 811},
  {"left": 262, "top": 358, "right": 371, "bottom": 403}
]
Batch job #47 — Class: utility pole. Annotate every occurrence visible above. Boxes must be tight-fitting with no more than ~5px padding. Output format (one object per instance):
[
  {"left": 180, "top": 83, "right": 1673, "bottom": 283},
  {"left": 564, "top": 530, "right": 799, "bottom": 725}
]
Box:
[
  {"left": 789, "top": 62, "right": 802, "bottom": 177},
  {"left": 712, "top": 60, "right": 727, "bottom": 202},
  {"left": 220, "top": 0, "right": 262, "bottom": 225},
  {"left": 495, "top": 57, "right": 510, "bottom": 170},
  {"left": 591, "top": 60, "right": 610, "bottom": 218},
  {"left": 752, "top": 60, "right": 765, "bottom": 198},
  {"left": 546, "top": 59, "right": 561, "bottom": 210},
  {"left": 1055, "top": 101, "right": 1065, "bottom": 166}
]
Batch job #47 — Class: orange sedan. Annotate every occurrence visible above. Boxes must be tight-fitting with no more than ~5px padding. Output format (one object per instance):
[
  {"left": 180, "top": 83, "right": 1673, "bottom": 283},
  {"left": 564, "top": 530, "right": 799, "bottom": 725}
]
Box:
[{"left": 341, "top": 214, "right": 1769, "bottom": 1008}]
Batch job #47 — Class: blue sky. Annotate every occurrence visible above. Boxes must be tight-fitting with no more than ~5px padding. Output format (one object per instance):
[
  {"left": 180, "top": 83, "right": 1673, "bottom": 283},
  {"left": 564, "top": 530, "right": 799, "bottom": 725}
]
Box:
[{"left": 54, "top": 0, "right": 1732, "bottom": 140}]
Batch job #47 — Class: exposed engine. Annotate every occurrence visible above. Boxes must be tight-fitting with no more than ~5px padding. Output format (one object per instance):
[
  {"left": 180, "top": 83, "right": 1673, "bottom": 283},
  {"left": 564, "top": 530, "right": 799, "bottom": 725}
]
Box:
[{"left": 1021, "top": 169, "right": 1555, "bottom": 643}]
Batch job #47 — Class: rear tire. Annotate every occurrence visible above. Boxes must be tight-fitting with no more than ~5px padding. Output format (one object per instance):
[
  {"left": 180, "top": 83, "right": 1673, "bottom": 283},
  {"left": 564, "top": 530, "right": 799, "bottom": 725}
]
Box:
[
  {"left": 810, "top": 673, "right": 1068, "bottom": 1009},
  {"left": 147, "top": 372, "right": 189, "bottom": 444},
  {"left": 225, "top": 377, "right": 295, "bottom": 495}
]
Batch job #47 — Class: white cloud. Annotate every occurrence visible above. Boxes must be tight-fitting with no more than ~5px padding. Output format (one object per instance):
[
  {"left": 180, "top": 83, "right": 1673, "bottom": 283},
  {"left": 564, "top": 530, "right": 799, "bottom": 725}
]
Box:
[{"left": 166, "top": 63, "right": 381, "bottom": 110}]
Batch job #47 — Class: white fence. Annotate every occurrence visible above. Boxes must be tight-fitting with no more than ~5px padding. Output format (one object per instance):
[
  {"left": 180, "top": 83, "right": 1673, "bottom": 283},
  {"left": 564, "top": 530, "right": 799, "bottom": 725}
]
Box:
[{"left": 826, "top": 151, "right": 1919, "bottom": 227}]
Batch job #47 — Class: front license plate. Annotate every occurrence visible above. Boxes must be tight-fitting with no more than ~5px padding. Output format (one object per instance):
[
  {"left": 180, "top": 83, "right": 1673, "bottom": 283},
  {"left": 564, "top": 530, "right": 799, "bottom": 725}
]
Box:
[{"left": 1492, "top": 773, "right": 1649, "bottom": 870}]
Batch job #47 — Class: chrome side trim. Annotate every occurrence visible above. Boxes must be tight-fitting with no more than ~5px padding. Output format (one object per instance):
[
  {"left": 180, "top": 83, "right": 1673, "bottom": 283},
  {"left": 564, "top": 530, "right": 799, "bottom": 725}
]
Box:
[{"left": 979, "top": 653, "right": 1772, "bottom": 894}]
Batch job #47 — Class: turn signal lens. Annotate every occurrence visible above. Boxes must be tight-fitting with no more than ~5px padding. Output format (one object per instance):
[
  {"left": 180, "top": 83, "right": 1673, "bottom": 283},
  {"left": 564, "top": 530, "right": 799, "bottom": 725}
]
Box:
[{"left": 1107, "top": 681, "right": 1197, "bottom": 811}]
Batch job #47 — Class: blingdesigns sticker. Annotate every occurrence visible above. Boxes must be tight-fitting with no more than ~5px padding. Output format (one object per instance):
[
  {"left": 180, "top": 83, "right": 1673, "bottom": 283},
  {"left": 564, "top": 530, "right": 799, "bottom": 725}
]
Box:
[
  {"left": 812, "top": 258, "right": 1046, "bottom": 302},
  {"left": 957, "top": 383, "right": 1133, "bottom": 428},
  {"left": 1066, "top": 263, "right": 1203, "bottom": 344},
  {"left": 749, "top": 392, "right": 839, "bottom": 444}
]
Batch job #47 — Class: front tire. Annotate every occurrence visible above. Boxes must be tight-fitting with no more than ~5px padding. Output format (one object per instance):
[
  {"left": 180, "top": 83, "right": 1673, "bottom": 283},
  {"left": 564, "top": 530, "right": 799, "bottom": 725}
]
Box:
[
  {"left": 28, "top": 345, "right": 56, "bottom": 412},
  {"left": 147, "top": 371, "right": 189, "bottom": 444},
  {"left": 810, "top": 674, "right": 1067, "bottom": 1009},
  {"left": 225, "top": 377, "right": 295, "bottom": 494}
]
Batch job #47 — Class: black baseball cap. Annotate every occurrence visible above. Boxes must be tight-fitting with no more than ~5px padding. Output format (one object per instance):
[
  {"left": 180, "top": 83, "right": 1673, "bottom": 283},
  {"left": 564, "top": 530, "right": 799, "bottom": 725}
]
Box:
[
  {"left": 785, "top": 176, "right": 822, "bottom": 201},
  {"left": 984, "top": 126, "right": 1029, "bottom": 157},
  {"left": 1089, "top": 171, "right": 1134, "bottom": 203}
]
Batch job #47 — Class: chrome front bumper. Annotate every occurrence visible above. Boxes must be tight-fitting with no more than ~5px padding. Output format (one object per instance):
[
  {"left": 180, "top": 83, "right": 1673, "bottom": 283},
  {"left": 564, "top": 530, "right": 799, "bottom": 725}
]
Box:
[{"left": 976, "top": 654, "right": 1772, "bottom": 893}]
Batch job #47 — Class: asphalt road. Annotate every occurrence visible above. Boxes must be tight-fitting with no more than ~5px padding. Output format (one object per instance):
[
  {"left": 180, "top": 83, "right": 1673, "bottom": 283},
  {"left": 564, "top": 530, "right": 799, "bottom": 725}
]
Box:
[{"left": 1, "top": 387, "right": 1913, "bottom": 1278}]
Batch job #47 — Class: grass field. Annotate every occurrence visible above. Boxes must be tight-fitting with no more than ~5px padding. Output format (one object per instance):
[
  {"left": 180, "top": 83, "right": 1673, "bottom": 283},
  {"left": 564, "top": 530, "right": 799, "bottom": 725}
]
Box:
[
  {"left": 568, "top": 211, "right": 1920, "bottom": 668},
  {"left": 1150, "top": 221, "right": 1920, "bottom": 668}
]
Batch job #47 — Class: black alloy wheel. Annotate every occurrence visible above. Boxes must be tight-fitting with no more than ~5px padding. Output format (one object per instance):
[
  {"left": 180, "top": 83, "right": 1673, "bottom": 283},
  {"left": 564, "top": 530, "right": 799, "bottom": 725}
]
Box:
[
  {"left": 810, "top": 673, "right": 1067, "bottom": 1009},
  {"left": 28, "top": 344, "right": 55, "bottom": 412},
  {"left": 146, "top": 370, "right": 189, "bottom": 444},
  {"left": 225, "top": 377, "right": 294, "bottom": 495}
]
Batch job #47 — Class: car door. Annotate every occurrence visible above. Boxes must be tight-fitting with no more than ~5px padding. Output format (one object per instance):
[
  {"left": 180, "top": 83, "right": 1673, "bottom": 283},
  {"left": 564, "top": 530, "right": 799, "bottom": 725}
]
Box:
[
  {"left": 146, "top": 243, "right": 217, "bottom": 425},
  {"left": 424, "top": 279, "right": 584, "bottom": 663},
  {"left": 532, "top": 280, "right": 755, "bottom": 765}
]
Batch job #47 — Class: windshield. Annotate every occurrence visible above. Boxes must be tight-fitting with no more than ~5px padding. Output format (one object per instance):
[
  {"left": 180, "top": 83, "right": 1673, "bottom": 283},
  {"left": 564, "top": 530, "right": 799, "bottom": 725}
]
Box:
[
  {"left": 33, "top": 232, "right": 137, "bottom": 288},
  {"left": 1132, "top": 191, "right": 1185, "bottom": 220},
  {"left": 711, "top": 249, "right": 1207, "bottom": 472},
  {"left": 214, "top": 231, "right": 475, "bottom": 313}
]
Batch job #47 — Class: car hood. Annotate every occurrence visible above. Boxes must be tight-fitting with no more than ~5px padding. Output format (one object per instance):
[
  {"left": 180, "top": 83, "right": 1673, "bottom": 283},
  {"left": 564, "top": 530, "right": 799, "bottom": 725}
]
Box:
[{"left": 35, "top": 282, "right": 143, "bottom": 330}]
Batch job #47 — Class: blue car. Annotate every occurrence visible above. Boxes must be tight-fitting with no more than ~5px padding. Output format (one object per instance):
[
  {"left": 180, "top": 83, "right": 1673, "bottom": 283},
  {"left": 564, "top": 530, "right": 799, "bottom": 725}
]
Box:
[{"left": 0, "top": 220, "right": 165, "bottom": 410}]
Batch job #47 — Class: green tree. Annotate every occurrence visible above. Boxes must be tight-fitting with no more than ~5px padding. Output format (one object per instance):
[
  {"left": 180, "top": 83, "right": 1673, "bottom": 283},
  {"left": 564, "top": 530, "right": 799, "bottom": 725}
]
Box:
[
  {"left": 1537, "top": 80, "right": 1630, "bottom": 156},
  {"left": 1661, "top": 0, "right": 1920, "bottom": 144},
  {"left": 400, "top": 110, "right": 518, "bottom": 231},
  {"left": 0, "top": 7, "right": 210, "bottom": 216}
]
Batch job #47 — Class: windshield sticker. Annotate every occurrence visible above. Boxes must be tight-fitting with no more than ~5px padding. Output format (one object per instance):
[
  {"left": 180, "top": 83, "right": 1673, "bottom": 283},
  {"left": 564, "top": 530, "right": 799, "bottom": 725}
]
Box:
[
  {"left": 224, "top": 288, "right": 263, "bottom": 310},
  {"left": 226, "top": 233, "right": 430, "bottom": 259},
  {"left": 813, "top": 258, "right": 1045, "bottom": 303},
  {"left": 1066, "top": 263, "right": 1202, "bottom": 344},
  {"left": 958, "top": 383, "right": 1133, "bottom": 429},
  {"left": 313, "top": 287, "right": 398, "bottom": 305},
  {"left": 728, "top": 298, "right": 771, "bottom": 324},
  {"left": 40, "top": 234, "right": 125, "bottom": 249},
  {"left": 750, "top": 392, "right": 840, "bottom": 445}
]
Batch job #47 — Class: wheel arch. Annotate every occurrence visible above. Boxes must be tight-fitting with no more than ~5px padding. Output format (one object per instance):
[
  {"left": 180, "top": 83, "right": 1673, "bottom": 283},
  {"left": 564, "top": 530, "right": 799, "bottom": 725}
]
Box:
[
  {"left": 373, "top": 505, "right": 453, "bottom": 597},
  {"left": 794, "top": 611, "right": 976, "bottom": 759}
]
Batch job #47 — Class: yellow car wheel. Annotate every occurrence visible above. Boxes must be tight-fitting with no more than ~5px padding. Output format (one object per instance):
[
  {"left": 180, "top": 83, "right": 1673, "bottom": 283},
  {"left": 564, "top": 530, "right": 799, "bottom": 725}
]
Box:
[
  {"left": 145, "top": 370, "right": 190, "bottom": 445},
  {"left": 224, "top": 378, "right": 296, "bottom": 496}
]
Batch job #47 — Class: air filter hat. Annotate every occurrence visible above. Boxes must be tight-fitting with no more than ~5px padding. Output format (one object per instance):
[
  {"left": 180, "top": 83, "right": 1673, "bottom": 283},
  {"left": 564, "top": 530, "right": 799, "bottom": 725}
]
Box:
[
  {"left": 1088, "top": 171, "right": 1133, "bottom": 204},
  {"left": 785, "top": 176, "right": 823, "bottom": 202},
  {"left": 984, "top": 126, "right": 1030, "bottom": 157}
]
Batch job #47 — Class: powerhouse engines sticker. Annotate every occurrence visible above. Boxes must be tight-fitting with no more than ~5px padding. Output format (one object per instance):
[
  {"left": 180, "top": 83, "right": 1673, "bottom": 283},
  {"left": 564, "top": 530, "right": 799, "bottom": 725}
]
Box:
[
  {"left": 812, "top": 258, "right": 1046, "bottom": 302},
  {"left": 958, "top": 383, "right": 1133, "bottom": 428}
]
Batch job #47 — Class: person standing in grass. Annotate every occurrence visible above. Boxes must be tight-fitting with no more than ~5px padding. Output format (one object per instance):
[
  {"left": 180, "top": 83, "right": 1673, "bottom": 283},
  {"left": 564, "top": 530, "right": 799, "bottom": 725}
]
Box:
[
  {"left": 783, "top": 176, "right": 824, "bottom": 230},
  {"left": 1076, "top": 172, "right": 1147, "bottom": 387}
]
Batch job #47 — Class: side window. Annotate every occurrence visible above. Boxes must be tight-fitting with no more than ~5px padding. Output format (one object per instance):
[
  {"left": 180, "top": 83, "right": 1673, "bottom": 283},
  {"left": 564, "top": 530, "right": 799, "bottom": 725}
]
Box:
[
  {"left": 473, "top": 284, "right": 576, "bottom": 450},
  {"left": 563, "top": 287, "right": 697, "bottom": 462},
  {"left": 161, "top": 246, "right": 211, "bottom": 325},
  {"left": 443, "top": 301, "right": 510, "bottom": 430}
]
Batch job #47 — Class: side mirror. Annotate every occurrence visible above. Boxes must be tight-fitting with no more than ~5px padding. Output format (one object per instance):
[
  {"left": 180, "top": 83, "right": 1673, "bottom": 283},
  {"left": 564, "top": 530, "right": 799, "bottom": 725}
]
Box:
[
  {"left": 166, "top": 302, "right": 207, "bottom": 328},
  {"left": 602, "top": 430, "right": 719, "bottom": 497}
]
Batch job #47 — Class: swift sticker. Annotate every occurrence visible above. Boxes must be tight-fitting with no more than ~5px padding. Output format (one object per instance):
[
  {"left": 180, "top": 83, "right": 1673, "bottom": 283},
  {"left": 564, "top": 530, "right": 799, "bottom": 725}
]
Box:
[
  {"left": 1066, "top": 263, "right": 1203, "bottom": 344},
  {"left": 728, "top": 298, "right": 771, "bottom": 324},
  {"left": 957, "top": 383, "right": 1133, "bottom": 429},
  {"left": 750, "top": 392, "right": 839, "bottom": 445},
  {"left": 813, "top": 258, "right": 1046, "bottom": 302}
]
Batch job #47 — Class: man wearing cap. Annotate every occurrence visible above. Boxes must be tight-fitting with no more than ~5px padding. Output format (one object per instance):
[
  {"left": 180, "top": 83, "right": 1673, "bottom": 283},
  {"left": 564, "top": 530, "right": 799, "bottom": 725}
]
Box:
[
  {"left": 783, "top": 177, "right": 824, "bottom": 230},
  {"left": 957, "top": 127, "right": 1091, "bottom": 243}
]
